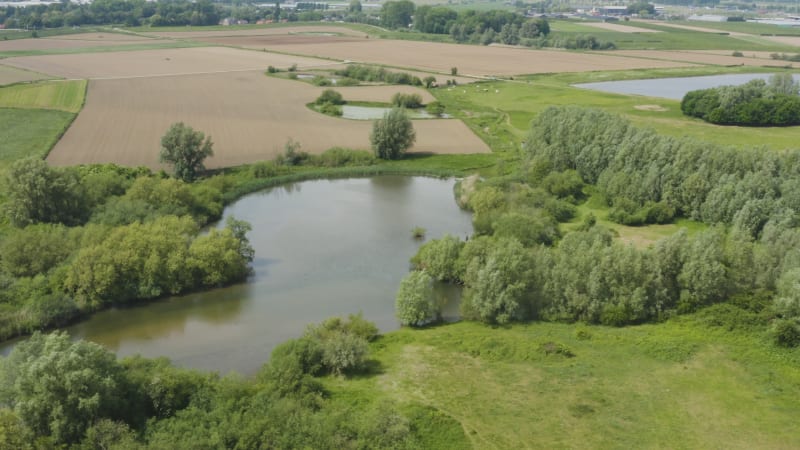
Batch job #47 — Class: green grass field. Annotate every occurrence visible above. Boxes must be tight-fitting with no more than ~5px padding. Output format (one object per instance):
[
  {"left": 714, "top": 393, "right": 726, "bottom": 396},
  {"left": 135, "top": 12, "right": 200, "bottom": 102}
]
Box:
[
  {"left": 433, "top": 66, "right": 800, "bottom": 151},
  {"left": 0, "top": 80, "right": 86, "bottom": 113},
  {"left": 0, "top": 108, "right": 75, "bottom": 170},
  {"left": 324, "top": 319, "right": 800, "bottom": 449}
]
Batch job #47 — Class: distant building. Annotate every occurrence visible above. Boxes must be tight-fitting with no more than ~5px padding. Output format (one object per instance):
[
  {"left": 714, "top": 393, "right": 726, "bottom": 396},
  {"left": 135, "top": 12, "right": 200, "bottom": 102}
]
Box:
[
  {"left": 688, "top": 14, "right": 728, "bottom": 22},
  {"left": 592, "top": 6, "right": 628, "bottom": 16}
]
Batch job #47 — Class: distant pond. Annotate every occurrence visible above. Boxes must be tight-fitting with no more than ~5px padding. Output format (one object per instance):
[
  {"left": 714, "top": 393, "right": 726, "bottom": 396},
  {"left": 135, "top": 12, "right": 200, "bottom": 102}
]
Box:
[
  {"left": 0, "top": 177, "right": 473, "bottom": 376},
  {"left": 574, "top": 73, "right": 800, "bottom": 100}
]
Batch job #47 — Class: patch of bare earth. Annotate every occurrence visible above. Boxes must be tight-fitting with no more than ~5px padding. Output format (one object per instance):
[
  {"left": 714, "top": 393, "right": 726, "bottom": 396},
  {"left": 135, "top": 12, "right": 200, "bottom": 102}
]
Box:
[
  {"left": 0, "top": 33, "right": 157, "bottom": 52},
  {"left": 3, "top": 46, "right": 338, "bottom": 79},
  {"left": 46, "top": 72, "right": 489, "bottom": 169},
  {"left": 634, "top": 104, "right": 667, "bottom": 111},
  {"left": 0, "top": 64, "right": 51, "bottom": 85},
  {"left": 599, "top": 49, "right": 798, "bottom": 68},
  {"left": 234, "top": 38, "right": 696, "bottom": 77},
  {"left": 144, "top": 26, "right": 368, "bottom": 39}
]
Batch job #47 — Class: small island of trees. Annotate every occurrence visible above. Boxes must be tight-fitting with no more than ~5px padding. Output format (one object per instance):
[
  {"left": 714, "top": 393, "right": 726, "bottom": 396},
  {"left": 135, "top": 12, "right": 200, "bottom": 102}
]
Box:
[{"left": 681, "top": 73, "right": 800, "bottom": 126}]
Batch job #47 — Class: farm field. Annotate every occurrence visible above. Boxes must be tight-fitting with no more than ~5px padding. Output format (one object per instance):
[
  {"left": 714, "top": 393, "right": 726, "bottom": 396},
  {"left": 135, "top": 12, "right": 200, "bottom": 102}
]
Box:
[
  {"left": 142, "top": 25, "right": 369, "bottom": 39},
  {"left": 0, "top": 32, "right": 159, "bottom": 52},
  {"left": 46, "top": 71, "right": 489, "bottom": 169},
  {"left": 2, "top": 46, "right": 338, "bottom": 79},
  {"left": 211, "top": 38, "right": 697, "bottom": 76},
  {"left": 580, "top": 21, "right": 661, "bottom": 33},
  {"left": 0, "top": 80, "right": 86, "bottom": 112},
  {"left": 0, "top": 64, "right": 51, "bottom": 85},
  {"left": 598, "top": 49, "right": 800, "bottom": 68}
]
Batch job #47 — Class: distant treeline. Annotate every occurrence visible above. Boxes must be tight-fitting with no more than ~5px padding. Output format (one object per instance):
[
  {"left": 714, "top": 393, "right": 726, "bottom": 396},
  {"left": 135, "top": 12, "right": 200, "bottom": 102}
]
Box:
[
  {"left": 681, "top": 73, "right": 800, "bottom": 126},
  {"left": 0, "top": 0, "right": 322, "bottom": 28}
]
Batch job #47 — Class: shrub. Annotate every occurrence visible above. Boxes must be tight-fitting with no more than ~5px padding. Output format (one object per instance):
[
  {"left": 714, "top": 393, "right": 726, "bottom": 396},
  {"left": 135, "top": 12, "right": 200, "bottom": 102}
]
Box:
[
  {"left": 395, "top": 271, "right": 439, "bottom": 326},
  {"left": 318, "top": 102, "right": 342, "bottom": 117},
  {"left": 267, "top": 65, "right": 278, "bottom": 73},
  {"left": 315, "top": 89, "right": 345, "bottom": 105},
  {"left": 426, "top": 101, "right": 445, "bottom": 117},
  {"left": 771, "top": 318, "right": 800, "bottom": 347},
  {"left": 391, "top": 92, "right": 423, "bottom": 109},
  {"left": 311, "top": 75, "right": 332, "bottom": 86}
]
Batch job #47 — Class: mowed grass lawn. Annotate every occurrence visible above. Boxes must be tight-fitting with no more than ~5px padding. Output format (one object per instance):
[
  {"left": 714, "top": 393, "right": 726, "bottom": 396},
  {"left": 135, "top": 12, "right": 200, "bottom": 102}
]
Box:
[
  {"left": 0, "top": 79, "right": 86, "bottom": 113},
  {"left": 433, "top": 67, "right": 800, "bottom": 151},
  {"left": 324, "top": 320, "right": 800, "bottom": 449}
]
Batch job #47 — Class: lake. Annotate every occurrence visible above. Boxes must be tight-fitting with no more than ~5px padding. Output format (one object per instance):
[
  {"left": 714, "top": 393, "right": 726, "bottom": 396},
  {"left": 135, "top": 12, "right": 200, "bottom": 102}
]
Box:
[
  {"left": 0, "top": 176, "right": 473, "bottom": 376},
  {"left": 574, "top": 73, "right": 800, "bottom": 100}
]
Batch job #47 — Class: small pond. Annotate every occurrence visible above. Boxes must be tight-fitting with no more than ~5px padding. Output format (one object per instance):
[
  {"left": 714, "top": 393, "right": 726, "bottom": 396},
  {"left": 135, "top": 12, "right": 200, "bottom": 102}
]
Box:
[
  {"left": 574, "top": 73, "right": 800, "bottom": 100},
  {"left": 342, "top": 105, "right": 441, "bottom": 120},
  {"left": 0, "top": 177, "right": 472, "bottom": 376}
]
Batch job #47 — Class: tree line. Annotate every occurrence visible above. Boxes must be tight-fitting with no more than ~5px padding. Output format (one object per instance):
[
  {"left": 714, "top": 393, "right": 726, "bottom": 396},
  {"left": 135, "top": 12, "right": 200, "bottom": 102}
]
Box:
[
  {"left": 681, "top": 73, "right": 800, "bottom": 126},
  {"left": 397, "top": 106, "right": 800, "bottom": 347}
]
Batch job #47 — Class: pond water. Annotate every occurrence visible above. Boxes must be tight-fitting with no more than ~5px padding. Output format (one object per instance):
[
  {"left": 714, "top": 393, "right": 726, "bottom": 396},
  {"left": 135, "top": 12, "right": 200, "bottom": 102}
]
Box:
[
  {"left": 341, "top": 105, "right": 438, "bottom": 120},
  {"left": 574, "top": 73, "right": 800, "bottom": 100},
  {"left": 0, "top": 177, "right": 472, "bottom": 376}
]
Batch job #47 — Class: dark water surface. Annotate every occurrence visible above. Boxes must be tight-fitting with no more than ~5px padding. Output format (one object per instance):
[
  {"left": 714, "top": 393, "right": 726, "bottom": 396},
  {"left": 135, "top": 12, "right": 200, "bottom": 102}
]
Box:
[{"left": 1, "top": 176, "right": 473, "bottom": 376}]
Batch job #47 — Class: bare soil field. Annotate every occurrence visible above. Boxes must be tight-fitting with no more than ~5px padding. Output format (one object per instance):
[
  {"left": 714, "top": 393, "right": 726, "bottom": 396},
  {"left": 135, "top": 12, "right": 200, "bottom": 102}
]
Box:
[
  {"left": 0, "top": 64, "right": 51, "bottom": 85},
  {"left": 46, "top": 72, "right": 489, "bottom": 169},
  {"left": 581, "top": 22, "right": 660, "bottom": 33},
  {"left": 232, "top": 39, "right": 695, "bottom": 76},
  {"left": 0, "top": 33, "right": 157, "bottom": 52},
  {"left": 762, "top": 35, "right": 800, "bottom": 47},
  {"left": 144, "top": 26, "right": 368, "bottom": 39},
  {"left": 3, "top": 46, "right": 338, "bottom": 79},
  {"left": 197, "top": 34, "right": 367, "bottom": 47},
  {"left": 599, "top": 49, "right": 798, "bottom": 68}
]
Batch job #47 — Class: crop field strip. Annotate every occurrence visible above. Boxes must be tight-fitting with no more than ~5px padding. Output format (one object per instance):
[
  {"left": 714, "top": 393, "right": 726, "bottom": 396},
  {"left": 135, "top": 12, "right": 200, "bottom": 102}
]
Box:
[
  {"left": 0, "top": 64, "right": 52, "bottom": 85},
  {"left": 598, "top": 49, "right": 800, "bottom": 68},
  {"left": 0, "top": 32, "right": 160, "bottom": 52},
  {"left": 46, "top": 71, "right": 489, "bottom": 169},
  {"left": 1, "top": 46, "right": 341, "bottom": 79},
  {"left": 141, "top": 25, "right": 369, "bottom": 39},
  {"left": 214, "top": 38, "right": 697, "bottom": 76}
]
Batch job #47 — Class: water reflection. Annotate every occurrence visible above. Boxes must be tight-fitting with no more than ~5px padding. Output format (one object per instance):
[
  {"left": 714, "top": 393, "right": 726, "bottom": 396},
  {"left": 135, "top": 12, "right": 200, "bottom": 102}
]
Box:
[{"left": 2, "top": 177, "right": 472, "bottom": 375}]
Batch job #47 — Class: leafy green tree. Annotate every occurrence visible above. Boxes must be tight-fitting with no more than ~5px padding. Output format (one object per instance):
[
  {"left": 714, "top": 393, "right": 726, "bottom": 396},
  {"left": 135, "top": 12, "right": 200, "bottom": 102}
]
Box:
[
  {"left": 349, "top": 0, "right": 361, "bottom": 12},
  {"left": 395, "top": 271, "right": 438, "bottom": 326},
  {"left": 321, "top": 332, "right": 369, "bottom": 375},
  {"left": 380, "top": 0, "right": 414, "bottom": 28},
  {"left": 461, "top": 238, "right": 535, "bottom": 324},
  {"left": 3, "top": 158, "right": 87, "bottom": 227},
  {"left": 370, "top": 107, "right": 416, "bottom": 160},
  {"left": 411, "top": 234, "right": 464, "bottom": 281},
  {"left": 159, "top": 122, "right": 214, "bottom": 182},
  {"left": 0, "top": 332, "right": 128, "bottom": 445},
  {"left": 315, "top": 89, "right": 345, "bottom": 105}
]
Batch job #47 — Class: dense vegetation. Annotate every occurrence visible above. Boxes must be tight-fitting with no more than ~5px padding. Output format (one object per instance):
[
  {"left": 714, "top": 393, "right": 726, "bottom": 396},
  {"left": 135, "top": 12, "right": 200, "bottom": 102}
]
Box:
[
  {"left": 0, "top": 323, "right": 457, "bottom": 448},
  {"left": 408, "top": 106, "right": 800, "bottom": 345},
  {"left": 681, "top": 73, "right": 800, "bottom": 126},
  {"left": 0, "top": 159, "right": 254, "bottom": 341}
]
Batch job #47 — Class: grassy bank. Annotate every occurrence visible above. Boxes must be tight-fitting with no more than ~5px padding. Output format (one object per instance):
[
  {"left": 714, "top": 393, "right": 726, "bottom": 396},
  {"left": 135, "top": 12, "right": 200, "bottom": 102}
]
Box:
[
  {"left": 326, "top": 319, "right": 800, "bottom": 449},
  {"left": 433, "top": 66, "right": 800, "bottom": 151}
]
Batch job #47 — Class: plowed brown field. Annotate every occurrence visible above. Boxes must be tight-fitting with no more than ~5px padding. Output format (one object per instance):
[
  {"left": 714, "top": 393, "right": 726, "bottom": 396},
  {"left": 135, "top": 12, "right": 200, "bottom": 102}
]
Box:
[
  {"left": 0, "top": 64, "right": 50, "bottom": 85},
  {"left": 232, "top": 38, "right": 695, "bottom": 76},
  {"left": 46, "top": 71, "right": 489, "bottom": 169},
  {"left": 599, "top": 49, "right": 799, "bottom": 68},
  {"left": 0, "top": 33, "right": 157, "bottom": 52},
  {"left": 143, "top": 26, "right": 368, "bottom": 39},
  {"left": 3, "top": 47, "right": 338, "bottom": 79}
]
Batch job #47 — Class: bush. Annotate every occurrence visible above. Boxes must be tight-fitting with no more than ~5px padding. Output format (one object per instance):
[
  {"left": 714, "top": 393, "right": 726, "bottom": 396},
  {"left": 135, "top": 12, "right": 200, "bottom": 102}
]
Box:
[
  {"left": 267, "top": 66, "right": 278, "bottom": 73},
  {"left": 315, "top": 148, "right": 376, "bottom": 167},
  {"left": 315, "top": 89, "right": 345, "bottom": 105},
  {"left": 771, "top": 318, "right": 800, "bottom": 347},
  {"left": 395, "top": 271, "right": 439, "bottom": 326},
  {"left": 311, "top": 75, "right": 332, "bottom": 86},
  {"left": 426, "top": 101, "right": 445, "bottom": 116},
  {"left": 391, "top": 92, "right": 423, "bottom": 109},
  {"left": 318, "top": 102, "right": 342, "bottom": 117}
]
